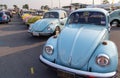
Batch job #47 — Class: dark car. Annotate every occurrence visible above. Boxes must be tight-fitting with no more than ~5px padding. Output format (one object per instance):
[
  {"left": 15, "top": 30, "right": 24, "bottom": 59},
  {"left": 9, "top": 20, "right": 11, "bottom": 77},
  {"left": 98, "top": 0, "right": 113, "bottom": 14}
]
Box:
[
  {"left": 0, "top": 11, "right": 11, "bottom": 23},
  {"left": 4, "top": 11, "right": 13, "bottom": 18}
]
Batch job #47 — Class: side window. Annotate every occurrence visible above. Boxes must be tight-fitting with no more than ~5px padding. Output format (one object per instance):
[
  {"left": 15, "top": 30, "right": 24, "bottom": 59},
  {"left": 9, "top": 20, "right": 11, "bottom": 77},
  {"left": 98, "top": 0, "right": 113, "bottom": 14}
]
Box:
[{"left": 119, "top": 12, "right": 120, "bottom": 16}]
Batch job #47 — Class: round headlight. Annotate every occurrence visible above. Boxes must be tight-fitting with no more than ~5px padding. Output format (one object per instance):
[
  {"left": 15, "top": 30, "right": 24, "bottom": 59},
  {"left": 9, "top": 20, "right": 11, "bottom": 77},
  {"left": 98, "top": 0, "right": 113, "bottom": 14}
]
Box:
[
  {"left": 96, "top": 54, "right": 110, "bottom": 66},
  {"left": 45, "top": 45, "right": 53, "bottom": 55}
]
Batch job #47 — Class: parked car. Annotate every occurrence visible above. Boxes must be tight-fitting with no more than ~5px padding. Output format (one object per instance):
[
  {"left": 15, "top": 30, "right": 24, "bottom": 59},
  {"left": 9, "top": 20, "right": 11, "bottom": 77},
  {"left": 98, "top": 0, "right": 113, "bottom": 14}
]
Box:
[
  {"left": 28, "top": 10, "right": 67, "bottom": 36},
  {"left": 0, "top": 11, "right": 11, "bottom": 23},
  {"left": 4, "top": 11, "right": 13, "bottom": 18},
  {"left": 110, "top": 9, "right": 120, "bottom": 27},
  {"left": 40, "top": 8, "right": 118, "bottom": 78},
  {"left": 26, "top": 11, "right": 44, "bottom": 26}
]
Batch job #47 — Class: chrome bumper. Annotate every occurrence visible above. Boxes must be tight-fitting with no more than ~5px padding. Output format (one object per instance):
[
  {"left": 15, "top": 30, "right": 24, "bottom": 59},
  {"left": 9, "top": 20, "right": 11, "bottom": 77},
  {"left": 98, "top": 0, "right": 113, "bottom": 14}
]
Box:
[
  {"left": 40, "top": 55, "right": 116, "bottom": 77},
  {"left": 28, "top": 30, "right": 52, "bottom": 36}
]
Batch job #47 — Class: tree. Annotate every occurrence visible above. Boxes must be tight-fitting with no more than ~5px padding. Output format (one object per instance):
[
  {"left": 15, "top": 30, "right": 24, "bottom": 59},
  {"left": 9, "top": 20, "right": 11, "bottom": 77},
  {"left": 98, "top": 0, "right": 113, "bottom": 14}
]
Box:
[
  {"left": 22, "top": 4, "right": 29, "bottom": 10},
  {"left": 0, "top": 4, "right": 7, "bottom": 10},
  {"left": 44, "top": 5, "right": 49, "bottom": 10},
  {"left": 0, "top": 4, "right": 3, "bottom": 10},
  {"left": 3, "top": 4, "right": 7, "bottom": 9},
  {"left": 13, "top": 5, "right": 19, "bottom": 14},
  {"left": 13, "top": 5, "right": 18, "bottom": 9},
  {"left": 41, "top": 6, "right": 44, "bottom": 10},
  {"left": 102, "top": 0, "right": 109, "bottom": 4}
]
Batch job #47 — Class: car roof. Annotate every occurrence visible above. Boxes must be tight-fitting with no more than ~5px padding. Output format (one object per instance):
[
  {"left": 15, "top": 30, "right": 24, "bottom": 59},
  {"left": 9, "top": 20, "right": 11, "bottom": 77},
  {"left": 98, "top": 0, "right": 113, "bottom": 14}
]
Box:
[
  {"left": 71, "top": 8, "right": 109, "bottom": 15},
  {"left": 110, "top": 9, "right": 120, "bottom": 14}
]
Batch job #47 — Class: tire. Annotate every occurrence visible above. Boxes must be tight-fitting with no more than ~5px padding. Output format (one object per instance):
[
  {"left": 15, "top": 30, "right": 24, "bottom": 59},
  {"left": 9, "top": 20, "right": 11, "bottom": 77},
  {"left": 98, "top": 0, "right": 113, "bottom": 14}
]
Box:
[{"left": 111, "top": 20, "right": 120, "bottom": 27}]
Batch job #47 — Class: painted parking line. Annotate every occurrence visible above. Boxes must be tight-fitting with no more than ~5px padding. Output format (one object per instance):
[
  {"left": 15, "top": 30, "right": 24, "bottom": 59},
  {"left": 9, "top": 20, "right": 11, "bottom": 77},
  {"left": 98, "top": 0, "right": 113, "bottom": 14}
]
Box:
[{"left": 30, "top": 67, "right": 34, "bottom": 75}]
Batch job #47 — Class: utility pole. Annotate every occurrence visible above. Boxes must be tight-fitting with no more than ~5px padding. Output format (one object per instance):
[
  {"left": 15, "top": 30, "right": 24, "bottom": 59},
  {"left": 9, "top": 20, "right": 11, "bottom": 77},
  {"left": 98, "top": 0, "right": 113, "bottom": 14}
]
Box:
[
  {"left": 59, "top": 0, "right": 61, "bottom": 8},
  {"left": 111, "top": 0, "right": 114, "bottom": 10},
  {"left": 51, "top": 0, "right": 53, "bottom": 8},
  {"left": 92, "top": 0, "right": 94, "bottom": 8},
  {"left": 71, "top": 0, "right": 72, "bottom": 4}
]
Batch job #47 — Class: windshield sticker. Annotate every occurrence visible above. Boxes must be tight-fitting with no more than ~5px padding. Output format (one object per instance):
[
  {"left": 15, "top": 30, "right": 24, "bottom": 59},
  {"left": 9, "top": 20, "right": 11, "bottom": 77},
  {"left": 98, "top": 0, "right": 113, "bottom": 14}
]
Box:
[
  {"left": 83, "top": 12, "right": 89, "bottom": 17},
  {"left": 101, "top": 21, "right": 105, "bottom": 24}
]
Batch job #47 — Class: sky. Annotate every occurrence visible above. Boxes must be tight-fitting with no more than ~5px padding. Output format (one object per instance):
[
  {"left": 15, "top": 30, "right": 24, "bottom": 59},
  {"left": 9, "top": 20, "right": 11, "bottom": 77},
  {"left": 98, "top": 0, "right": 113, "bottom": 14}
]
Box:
[{"left": 0, "top": 0, "right": 119, "bottom": 9}]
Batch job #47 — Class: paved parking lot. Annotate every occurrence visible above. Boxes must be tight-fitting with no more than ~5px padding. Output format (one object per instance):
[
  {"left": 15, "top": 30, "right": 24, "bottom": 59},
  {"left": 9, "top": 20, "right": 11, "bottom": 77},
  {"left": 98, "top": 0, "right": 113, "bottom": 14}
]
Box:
[{"left": 0, "top": 14, "right": 119, "bottom": 78}]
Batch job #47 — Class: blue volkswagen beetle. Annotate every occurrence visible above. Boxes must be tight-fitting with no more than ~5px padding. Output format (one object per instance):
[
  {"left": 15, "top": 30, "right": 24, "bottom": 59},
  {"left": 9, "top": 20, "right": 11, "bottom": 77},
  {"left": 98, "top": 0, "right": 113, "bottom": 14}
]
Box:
[
  {"left": 40, "top": 8, "right": 118, "bottom": 78},
  {"left": 110, "top": 9, "right": 120, "bottom": 27},
  {"left": 28, "top": 10, "right": 67, "bottom": 36}
]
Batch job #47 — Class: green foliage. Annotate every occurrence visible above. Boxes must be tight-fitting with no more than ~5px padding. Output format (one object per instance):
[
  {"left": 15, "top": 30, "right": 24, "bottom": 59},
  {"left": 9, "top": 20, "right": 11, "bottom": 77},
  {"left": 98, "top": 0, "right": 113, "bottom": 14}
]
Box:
[
  {"left": 102, "top": 0, "right": 109, "bottom": 4},
  {"left": 22, "top": 4, "right": 29, "bottom": 10},
  {"left": 0, "top": 4, "right": 7, "bottom": 9},
  {"left": 40, "top": 5, "right": 50, "bottom": 10},
  {"left": 13, "top": 5, "right": 18, "bottom": 8}
]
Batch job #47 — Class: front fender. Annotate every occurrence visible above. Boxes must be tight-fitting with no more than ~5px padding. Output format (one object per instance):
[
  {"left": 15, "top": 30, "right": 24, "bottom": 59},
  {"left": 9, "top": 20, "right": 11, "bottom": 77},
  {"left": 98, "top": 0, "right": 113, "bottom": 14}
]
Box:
[
  {"left": 42, "top": 36, "right": 58, "bottom": 62},
  {"left": 88, "top": 40, "right": 118, "bottom": 73}
]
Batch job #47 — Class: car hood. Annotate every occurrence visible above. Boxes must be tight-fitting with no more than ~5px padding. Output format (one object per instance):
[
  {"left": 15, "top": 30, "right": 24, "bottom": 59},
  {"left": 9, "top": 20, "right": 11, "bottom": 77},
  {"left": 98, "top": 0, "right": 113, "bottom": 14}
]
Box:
[
  {"left": 32, "top": 18, "right": 58, "bottom": 31},
  {"left": 57, "top": 25, "right": 107, "bottom": 69}
]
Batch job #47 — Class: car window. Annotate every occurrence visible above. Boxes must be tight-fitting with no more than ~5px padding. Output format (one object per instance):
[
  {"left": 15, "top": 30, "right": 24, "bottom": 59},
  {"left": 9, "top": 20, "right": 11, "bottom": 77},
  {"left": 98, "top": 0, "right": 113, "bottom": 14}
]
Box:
[
  {"left": 67, "top": 11, "right": 106, "bottom": 26},
  {"left": 36, "top": 11, "right": 44, "bottom": 16},
  {"left": 5, "top": 12, "right": 10, "bottom": 16},
  {"left": 60, "top": 12, "right": 67, "bottom": 18},
  {"left": 43, "top": 12, "right": 59, "bottom": 18}
]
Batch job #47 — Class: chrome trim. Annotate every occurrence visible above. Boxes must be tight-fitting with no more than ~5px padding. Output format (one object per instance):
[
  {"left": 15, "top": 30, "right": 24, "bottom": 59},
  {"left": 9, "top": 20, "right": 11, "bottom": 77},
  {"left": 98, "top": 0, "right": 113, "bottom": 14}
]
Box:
[
  {"left": 28, "top": 30, "right": 52, "bottom": 36},
  {"left": 40, "top": 55, "right": 116, "bottom": 77},
  {"left": 45, "top": 45, "right": 54, "bottom": 55}
]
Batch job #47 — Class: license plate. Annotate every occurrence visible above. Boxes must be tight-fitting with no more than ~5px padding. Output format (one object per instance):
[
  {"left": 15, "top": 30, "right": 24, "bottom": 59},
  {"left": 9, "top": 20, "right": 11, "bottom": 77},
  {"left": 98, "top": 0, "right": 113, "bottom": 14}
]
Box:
[
  {"left": 57, "top": 69, "right": 75, "bottom": 78},
  {"left": 33, "top": 32, "right": 39, "bottom": 36}
]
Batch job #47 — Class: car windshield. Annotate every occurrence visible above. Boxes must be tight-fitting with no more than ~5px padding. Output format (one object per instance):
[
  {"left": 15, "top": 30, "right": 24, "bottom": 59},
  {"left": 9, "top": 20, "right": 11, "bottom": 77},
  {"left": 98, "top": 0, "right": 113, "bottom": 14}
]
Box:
[
  {"left": 5, "top": 12, "right": 10, "bottom": 15},
  {"left": 67, "top": 11, "right": 106, "bottom": 26},
  {"left": 36, "top": 11, "right": 44, "bottom": 16},
  {"left": 43, "top": 12, "right": 59, "bottom": 18}
]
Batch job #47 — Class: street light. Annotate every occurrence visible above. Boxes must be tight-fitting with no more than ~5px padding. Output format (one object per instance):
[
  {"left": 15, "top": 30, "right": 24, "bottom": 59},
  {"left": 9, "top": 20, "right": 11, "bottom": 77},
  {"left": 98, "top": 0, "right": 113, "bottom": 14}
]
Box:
[
  {"left": 92, "top": 0, "right": 94, "bottom": 7},
  {"left": 51, "top": 0, "right": 53, "bottom": 8},
  {"left": 59, "top": 0, "right": 61, "bottom": 8},
  {"left": 71, "top": 0, "right": 72, "bottom": 4}
]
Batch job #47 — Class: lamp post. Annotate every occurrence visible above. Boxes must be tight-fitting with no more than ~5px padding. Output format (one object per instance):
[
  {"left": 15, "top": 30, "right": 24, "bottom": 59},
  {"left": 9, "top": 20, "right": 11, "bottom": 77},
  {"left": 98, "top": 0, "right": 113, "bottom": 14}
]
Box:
[
  {"left": 59, "top": 0, "right": 61, "bottom": 8},
  {"left": 92, "top": 0, "right": 94, "bottom": 7},
  {"left": 71, "top": 0, "right": 72, "bottom": 4},
  {"left": 51, "top": 0, "right": 53, "bottom": 8}
]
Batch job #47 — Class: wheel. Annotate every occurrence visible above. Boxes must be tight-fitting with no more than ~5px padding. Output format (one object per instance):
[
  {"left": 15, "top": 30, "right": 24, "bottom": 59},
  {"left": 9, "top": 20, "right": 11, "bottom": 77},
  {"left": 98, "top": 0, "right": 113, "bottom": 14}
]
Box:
[{"left": 111, "top": 20, "right": 120, "bottom": 27}]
